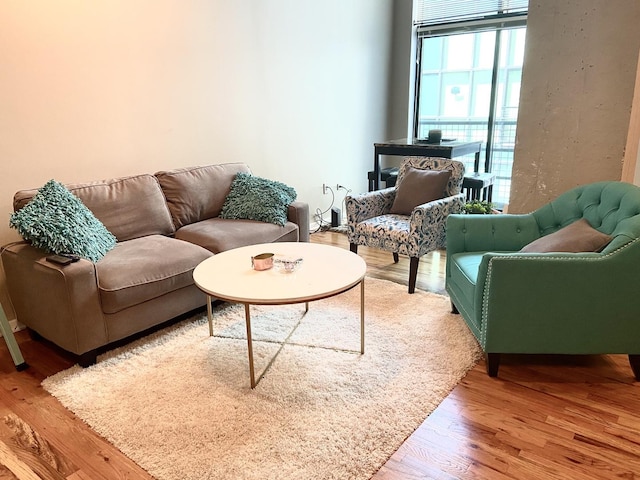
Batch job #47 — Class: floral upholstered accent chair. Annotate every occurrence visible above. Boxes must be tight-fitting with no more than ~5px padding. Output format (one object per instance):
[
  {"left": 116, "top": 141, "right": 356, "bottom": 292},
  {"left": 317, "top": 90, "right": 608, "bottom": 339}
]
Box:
[{"left": 346, "top": 156, "right": 465, "bottom": 293}]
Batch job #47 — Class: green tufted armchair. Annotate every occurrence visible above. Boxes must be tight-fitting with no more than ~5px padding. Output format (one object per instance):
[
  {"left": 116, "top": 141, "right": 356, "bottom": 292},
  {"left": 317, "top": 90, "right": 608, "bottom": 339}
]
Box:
[{"left": 445, "top": 181, "right": 640, "bottom": 378}]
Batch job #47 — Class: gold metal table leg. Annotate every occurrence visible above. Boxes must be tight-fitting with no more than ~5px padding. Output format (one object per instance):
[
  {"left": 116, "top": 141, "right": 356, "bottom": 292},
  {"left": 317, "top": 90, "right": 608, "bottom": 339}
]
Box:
[
  {"left": 210, "top": 283, "right": 364, "bottom": 389},
  {"left": 245, "top": 304, "right": 256, "bottom": 389},
  {"left": 207, "top": 295, "right": 213, "bottom": 337},
  {"left": 360, "top": 279, "right": 365, "bottom": 354}
]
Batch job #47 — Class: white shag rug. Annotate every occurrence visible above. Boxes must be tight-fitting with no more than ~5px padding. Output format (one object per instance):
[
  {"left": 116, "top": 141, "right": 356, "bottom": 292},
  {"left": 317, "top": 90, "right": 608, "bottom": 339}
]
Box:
[{"left": 42, "top": 277, "right": 481, "bottom": 480}]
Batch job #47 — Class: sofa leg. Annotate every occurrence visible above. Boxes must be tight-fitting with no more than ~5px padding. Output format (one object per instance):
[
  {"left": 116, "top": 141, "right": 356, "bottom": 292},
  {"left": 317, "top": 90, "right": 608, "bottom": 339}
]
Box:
[
  {"left": 629, "top": 355, "right": 640, "bottom": 380},
  {"left": 78, "top": 350, "right": 98, "bottom": 368},
  {"left": 392, "top": 253, "right": 399, "bottom": 263},
  {"left": 408, "top": 257, "right": 419, "bottom": 294},
  {"left": 349, "top": 243, "right": 358, "bottom": 254},
  {"left": 486, "top": 353, "right": 500, "bottom": 377},
  {"left": 451, "top": 302, "right": 459, "bottom": 314}
]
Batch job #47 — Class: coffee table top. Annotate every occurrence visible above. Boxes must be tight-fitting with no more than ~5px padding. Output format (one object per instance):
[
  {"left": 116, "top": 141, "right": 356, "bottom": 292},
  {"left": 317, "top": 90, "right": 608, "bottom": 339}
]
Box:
[{"left": 193, "top": 242, "right": 367, "bottom": 305}]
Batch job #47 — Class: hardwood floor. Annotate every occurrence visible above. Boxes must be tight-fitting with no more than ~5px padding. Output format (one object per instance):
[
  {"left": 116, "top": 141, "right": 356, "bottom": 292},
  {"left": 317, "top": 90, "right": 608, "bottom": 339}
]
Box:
[
  {"left": 0, "top": 230, "right": 638, "bottom": 479},
  {"left": 315, "top": 231, "right": 640, "bottom": 480}
]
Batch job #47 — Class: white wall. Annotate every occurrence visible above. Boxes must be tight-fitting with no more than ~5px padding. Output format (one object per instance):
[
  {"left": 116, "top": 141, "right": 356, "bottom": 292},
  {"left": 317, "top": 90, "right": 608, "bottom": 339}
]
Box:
[{"left": 0, "top": 1, "right": 394, "bottom": 319}]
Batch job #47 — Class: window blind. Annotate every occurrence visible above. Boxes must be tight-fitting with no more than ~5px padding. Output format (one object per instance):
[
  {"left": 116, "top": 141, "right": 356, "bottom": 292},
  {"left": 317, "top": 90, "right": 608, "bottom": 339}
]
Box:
[{"left": 414, "top": 0, "right": 528, "bottom": 27}]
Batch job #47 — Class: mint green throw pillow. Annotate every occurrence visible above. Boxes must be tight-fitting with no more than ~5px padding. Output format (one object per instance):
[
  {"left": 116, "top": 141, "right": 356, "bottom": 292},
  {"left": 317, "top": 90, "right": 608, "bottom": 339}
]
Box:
[
  {"left": 219, "top": 172, "right": 297, "bottom": 226},
  {"left": 9, "top": 180, "right": 116, "bottom": 262}
]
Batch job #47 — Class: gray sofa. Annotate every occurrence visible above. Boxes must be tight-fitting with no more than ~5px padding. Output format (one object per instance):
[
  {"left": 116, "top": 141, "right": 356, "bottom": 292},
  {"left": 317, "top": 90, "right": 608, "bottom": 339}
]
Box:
[{"left": 1, "top": 162, "right": 309, "bottom": 366}]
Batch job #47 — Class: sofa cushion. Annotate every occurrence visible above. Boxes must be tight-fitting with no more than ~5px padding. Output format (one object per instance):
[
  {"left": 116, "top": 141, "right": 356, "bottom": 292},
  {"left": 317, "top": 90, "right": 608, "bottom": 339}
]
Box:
[
  {"left": 155, "top": 163, "right": 251, "bottom": 229},
  {"left": 219, "top": 172, "right": 297, "bottom": 226},
  {"left": 13, "top": 174, "right": 175, "bottom": 242},
  {"left": 96, "top": 235, "right": 212, "bottom": 314},
  {"left": 175, "top": 217, "right": 299, "bottom": 254},
  {"left": 390, "top": 167, "right": 452, "bottom": 215},
  {"left": 9, "top": 180, "right": 117, "bottom": 262},
  {"left": 520, "top": 218, "right": 613, "bottom": 253}
]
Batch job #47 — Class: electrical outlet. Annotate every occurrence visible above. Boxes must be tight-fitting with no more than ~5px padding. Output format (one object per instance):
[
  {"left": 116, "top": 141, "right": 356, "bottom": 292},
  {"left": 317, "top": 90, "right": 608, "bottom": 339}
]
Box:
[
  {"left": 336, "top": 184, "right": 346, "bottom": 191},
  {"left": 322, "top": 183, "right": 328, "bottom": 194}
]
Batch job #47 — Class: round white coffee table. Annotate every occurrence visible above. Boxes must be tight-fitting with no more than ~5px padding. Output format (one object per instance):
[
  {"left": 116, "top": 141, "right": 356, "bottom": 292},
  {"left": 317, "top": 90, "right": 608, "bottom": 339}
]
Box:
[{"left": 193, "top": 242, "right": 367, "bottom": 388}]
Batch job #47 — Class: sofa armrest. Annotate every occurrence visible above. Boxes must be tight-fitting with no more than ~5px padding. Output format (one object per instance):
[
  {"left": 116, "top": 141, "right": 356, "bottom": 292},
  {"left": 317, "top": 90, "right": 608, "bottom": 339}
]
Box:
[
  {"left": 446, "top": 213, "right": 540, "bottom": 255},
  {"left": 1, "top": 242, "right": 107, "bottom": 355},
  {"left": 288, "top": 201, "right": 310, "bottom": 242}
]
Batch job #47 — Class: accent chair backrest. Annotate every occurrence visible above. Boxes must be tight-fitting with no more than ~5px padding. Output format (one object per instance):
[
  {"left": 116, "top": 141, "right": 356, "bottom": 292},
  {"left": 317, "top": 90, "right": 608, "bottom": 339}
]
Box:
[
  {"left": 398, "top": 157, "right": 465, "bottom": 197},
  {"left": 532, "top": 181, "right": 640, "bottom": 253}
]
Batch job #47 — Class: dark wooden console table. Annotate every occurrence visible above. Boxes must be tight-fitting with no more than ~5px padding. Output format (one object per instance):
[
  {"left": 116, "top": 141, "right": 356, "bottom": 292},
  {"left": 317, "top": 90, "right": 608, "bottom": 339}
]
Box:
[{"left": 371, "top": 138, "right": 494, "bottom": 201}]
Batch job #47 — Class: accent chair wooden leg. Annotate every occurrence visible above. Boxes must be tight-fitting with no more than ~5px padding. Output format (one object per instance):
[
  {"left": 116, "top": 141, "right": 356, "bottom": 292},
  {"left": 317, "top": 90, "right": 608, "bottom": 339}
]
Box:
[
  {"left": 408, "top": 257, "right": 419, "bottom": 294},
  {"left": 350, "top": 243, "right": 358, "bottom": 254},
  {"left": 451, "top": 302, "right": 459, "bottom": 314},
  {"left": 629, "top": 355, "right": 640, "bottom": 380},
  {"left": 486, "top": 353, "right": 500, "bottom": 377},
  {"left": 392, "top": 253, "right": 399, "bottom": 263}
]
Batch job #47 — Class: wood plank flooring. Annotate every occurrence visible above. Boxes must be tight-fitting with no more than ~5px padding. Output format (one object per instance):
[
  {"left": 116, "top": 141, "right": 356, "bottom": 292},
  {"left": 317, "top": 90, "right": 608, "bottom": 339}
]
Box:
[
  {"left": 0, "top": 230, "right": 637, "bottom": 479},
  {"left": 316, "top": 231, "right": 640, "bottom": 480}
]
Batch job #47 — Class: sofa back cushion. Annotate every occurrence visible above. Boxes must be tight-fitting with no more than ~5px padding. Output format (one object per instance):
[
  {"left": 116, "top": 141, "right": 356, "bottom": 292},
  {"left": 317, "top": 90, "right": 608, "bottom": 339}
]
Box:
[
  {"left": 13, "top": 174, "right": 175, "bottom": 242},
  {"left": 155, "top": 163, "right": 251, "bottom": 229}
]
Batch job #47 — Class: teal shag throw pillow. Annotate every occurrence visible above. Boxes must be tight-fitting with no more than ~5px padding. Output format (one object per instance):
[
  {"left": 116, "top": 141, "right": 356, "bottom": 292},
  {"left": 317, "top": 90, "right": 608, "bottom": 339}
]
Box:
[
  {"left": 9, "top": 179, "right": 117, "bottom": 262},
  {"left": 220, "top": 172, "right": 297, "bottom": 226}
]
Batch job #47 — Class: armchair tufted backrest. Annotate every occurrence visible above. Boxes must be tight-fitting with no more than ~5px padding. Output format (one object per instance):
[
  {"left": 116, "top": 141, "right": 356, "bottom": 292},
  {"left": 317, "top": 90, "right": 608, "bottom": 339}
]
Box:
[
  {"left": 398, "top": 157, "right": 465, "bottom": 197},
  {"left": 532, "top": 181, "right": 640, "bottom": 253}
]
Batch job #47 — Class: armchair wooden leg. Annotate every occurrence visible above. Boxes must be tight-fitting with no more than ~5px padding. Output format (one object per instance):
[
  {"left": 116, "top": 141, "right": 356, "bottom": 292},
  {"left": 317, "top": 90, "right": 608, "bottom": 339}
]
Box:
[
  {"left": 392, "top": 253, "right": 399, "bottom": 263},
  {"left": 408, "top": 257, "right": 419, "bottom": 294},
  {"left": 486, "top": 353, "right": 500, "bottom": 377},
  {"left": 629, "top": 355, "right": 640, "bottom": 380},
  {"left": 349, "top": 243, "right": 358, "bottom": 254}
]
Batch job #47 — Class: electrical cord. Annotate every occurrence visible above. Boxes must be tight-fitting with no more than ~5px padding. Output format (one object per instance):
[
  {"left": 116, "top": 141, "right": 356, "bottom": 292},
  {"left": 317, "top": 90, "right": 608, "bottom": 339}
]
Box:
[
  {"left": 311, "top": 185, "right": 335, "bottom": 233},
  {"left": 337, "top": 186, "right": 352, "bottom": 226}
]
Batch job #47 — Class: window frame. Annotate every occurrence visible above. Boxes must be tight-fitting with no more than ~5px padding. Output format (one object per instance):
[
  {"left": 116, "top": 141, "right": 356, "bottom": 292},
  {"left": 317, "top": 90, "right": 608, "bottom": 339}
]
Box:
[{"left": 410, "top": 13, "right": 527, "bottom": 206}]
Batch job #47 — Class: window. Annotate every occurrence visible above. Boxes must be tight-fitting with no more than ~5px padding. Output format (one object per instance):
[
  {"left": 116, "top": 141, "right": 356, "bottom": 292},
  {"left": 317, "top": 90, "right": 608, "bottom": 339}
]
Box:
[{"left": 412, "top": 1, "right": 528, "bottom": 206}]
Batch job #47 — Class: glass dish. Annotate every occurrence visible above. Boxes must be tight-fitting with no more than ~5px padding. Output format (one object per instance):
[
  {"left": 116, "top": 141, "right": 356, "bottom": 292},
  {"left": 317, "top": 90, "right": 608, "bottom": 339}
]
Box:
[{"left": 273, "top": 256, "right": 303, "bottom": 273}]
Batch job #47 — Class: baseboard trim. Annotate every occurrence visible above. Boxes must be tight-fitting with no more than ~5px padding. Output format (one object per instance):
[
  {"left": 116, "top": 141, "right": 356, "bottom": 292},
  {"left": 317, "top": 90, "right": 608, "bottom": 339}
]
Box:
[{"left": 0, "top": 319, "right": 23, "bottom": 337}]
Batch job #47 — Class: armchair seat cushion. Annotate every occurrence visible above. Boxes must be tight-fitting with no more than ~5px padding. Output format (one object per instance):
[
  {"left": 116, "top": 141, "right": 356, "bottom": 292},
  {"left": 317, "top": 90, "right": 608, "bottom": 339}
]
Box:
[
  {"left": 359, "top": 214, "right": 410, "bottom": 232},
  {"left": 353, "top": 214, "right": 411, "bottom": 254},
  {"left": 448, "top": 252, "right": 484, "bottom": 324},
  {"left": 450, "top": 252, "right": 483, "bottom": 287}
]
